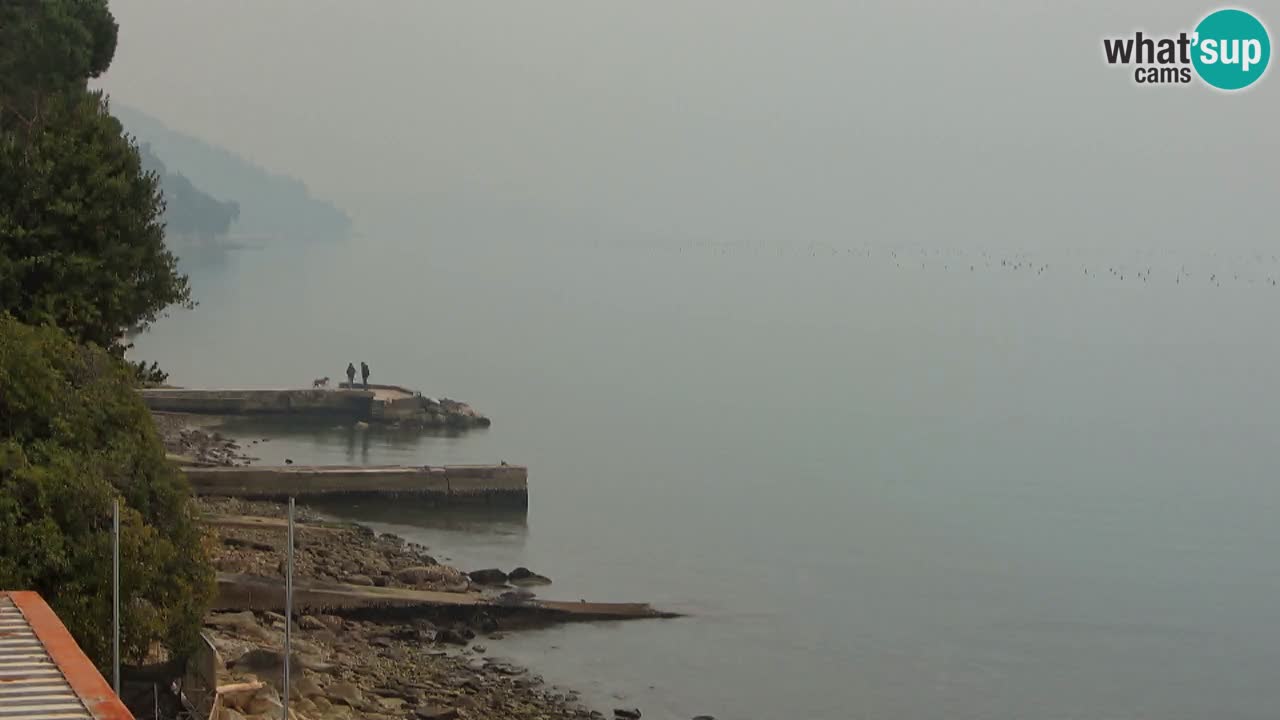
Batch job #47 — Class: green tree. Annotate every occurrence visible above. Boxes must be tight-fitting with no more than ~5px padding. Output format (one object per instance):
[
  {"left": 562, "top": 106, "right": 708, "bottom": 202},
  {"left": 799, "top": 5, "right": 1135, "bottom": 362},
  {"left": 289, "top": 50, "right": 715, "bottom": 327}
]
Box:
[
  {"left": 0, "top": 315, "right": 213, "bottom": 667},
  {"left": 0, "top": 0, "right": 117, "bottom": 123},
  {"left": 0, "top": 90, "right": 192, "bottom": 353}
]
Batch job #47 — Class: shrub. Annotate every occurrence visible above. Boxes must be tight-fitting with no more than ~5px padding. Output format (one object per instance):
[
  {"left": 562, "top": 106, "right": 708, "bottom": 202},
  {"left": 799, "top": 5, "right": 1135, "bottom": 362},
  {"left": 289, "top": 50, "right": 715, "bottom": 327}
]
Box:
[{"left": 0, "top": 315, "right": 212, "bottom": 668}]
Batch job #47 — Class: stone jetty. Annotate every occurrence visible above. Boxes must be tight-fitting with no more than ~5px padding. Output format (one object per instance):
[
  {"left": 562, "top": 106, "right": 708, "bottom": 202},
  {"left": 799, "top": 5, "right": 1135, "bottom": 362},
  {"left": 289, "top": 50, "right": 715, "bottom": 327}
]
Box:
[
  {"left": 140, "top": 384, "right": 491, "bottom": 429},
  {"left": 184, "top": 464, "right": 528, "bottom": 506}
]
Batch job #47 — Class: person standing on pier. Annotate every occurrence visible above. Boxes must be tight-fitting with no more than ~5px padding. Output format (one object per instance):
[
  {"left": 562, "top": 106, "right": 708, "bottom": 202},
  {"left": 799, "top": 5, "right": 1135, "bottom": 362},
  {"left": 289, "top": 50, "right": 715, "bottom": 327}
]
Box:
[
  {"left": 361, "top": 361, "right": 370, "bottom": 389},
  {"left": 346, "top": 362, "right": 356, "bottom": 388}
]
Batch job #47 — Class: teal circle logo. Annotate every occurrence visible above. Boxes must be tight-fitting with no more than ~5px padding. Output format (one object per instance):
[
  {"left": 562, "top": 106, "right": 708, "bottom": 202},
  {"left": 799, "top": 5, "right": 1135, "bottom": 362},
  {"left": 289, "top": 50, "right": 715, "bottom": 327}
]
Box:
[{"left": 1192, "top": 9, "right": 1271, "bottom": 90}]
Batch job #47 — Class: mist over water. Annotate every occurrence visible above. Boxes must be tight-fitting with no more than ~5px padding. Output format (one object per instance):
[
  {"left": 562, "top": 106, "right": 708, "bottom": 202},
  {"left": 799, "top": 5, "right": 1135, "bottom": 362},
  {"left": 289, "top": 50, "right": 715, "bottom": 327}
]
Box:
[
  {"left": 135, "top": 231, "right": 1280, "bottom": 720},
  {"left": 106, "top": 0, "right": 1280, "bottom": 717}
]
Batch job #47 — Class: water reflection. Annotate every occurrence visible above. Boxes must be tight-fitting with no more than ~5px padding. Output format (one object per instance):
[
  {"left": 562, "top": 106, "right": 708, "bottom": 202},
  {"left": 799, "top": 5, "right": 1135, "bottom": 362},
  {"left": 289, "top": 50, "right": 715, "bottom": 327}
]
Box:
[
  {"left": 344, "top": 424, "right": 370, "bottom": 464},
  {"left": 308, "top": 496, "right": 528, "bottom": 534},
  {"left": 211, "top": 416, "right": 527, "bottom": 548},
  {"left": 218, "top": 416, "right": 487, "bottom": 466}
]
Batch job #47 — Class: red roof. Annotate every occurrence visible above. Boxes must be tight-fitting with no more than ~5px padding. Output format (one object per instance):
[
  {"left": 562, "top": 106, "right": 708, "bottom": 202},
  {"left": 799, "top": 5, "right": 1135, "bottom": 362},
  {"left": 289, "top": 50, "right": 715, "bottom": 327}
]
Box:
[{"left": 0, "top": 591, "right": 135, "bottom": 720}]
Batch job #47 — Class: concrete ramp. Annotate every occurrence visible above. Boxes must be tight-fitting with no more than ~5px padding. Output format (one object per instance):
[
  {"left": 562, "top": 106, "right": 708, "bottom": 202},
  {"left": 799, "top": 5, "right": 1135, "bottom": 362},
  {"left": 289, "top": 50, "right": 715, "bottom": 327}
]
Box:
[{"left": 214, "top": 574, "right": 679, "bottom": 621}]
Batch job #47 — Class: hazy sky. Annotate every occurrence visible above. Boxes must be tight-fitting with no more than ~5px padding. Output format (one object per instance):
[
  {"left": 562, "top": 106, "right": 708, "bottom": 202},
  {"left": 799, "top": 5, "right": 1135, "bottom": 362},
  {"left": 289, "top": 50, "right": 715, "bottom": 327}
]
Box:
[
  {"left": 99, "top": 1, "right": 1276, "bottom": 249},
  {"left": 106, "top": 9, "right": 1280, "bottom": 717}
]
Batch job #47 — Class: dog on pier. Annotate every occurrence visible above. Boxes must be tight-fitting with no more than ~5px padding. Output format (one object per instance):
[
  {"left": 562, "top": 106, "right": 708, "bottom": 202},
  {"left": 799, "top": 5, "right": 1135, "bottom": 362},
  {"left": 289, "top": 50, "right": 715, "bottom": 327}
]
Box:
[{"left": 312, "top": 376, "right": 330, "bottom": 388}]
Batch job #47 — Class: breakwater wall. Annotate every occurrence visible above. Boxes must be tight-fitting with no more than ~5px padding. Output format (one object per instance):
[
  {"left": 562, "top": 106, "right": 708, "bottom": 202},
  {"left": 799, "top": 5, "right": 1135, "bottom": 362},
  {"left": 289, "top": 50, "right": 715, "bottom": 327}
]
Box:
[
  {"left": 184, "top": 464, "right": 528, "bottom": 506},
  {"left": 142, "top": 388, "right": 374, "bottom": 418},
  {"left": 141, "top": 386, "right": 491, "bottom": 428}
]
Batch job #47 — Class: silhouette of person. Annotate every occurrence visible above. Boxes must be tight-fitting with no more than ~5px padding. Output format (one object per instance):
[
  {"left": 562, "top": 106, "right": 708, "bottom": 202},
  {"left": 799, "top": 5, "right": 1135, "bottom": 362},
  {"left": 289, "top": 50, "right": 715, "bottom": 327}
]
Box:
[
  {"left": 360, "top": 361, "right": 370, "bottom": 390},
  {"left": 346, "top": 363, "right": 356, "bottom": 388}
]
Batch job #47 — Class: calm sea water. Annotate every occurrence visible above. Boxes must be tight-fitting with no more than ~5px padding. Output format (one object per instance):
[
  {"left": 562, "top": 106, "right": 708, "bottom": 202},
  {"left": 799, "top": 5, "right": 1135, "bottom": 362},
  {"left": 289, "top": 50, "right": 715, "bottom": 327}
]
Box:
[{"left": 136, "top": 232, "right": 1280, "bottom": 720}]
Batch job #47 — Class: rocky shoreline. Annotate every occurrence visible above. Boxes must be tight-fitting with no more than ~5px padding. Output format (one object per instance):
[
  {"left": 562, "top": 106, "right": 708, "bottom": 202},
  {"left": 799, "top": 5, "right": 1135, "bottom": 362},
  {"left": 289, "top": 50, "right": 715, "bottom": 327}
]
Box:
[
  {"left": 158, "top": 413, "right": 682, "bottom": 720},
  {"left": 153, "top": 411, "right": 255, "bottom": 466},
  {"left": 200, "top": 496, "right": 601, "bottom": 720}
]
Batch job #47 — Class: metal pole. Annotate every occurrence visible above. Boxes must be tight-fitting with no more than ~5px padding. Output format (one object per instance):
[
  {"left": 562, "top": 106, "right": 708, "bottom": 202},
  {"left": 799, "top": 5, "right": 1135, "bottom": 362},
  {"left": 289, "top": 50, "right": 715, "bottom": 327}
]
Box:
[
  {"left": 282, "top": 497, "right": 294, "bottom": 720},
  {"left": 112, "top": 499, "right": 120, "bottom": 695}
]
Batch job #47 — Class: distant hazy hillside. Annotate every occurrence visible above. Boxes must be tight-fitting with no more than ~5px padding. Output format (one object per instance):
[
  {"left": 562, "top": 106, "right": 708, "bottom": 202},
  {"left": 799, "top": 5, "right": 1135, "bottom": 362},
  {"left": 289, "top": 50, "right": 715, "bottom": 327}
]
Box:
[
  {"left": 138, "top": 143, "right": 240, "bottom": 242},
  {"left": 114, "top": 104, "right": 351, "bottom": 242}
]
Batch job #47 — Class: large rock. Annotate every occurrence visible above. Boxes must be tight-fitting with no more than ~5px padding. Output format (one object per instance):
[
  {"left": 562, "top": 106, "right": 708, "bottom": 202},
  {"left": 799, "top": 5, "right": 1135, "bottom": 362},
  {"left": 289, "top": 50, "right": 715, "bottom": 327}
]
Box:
[
  {"left": 344, "top": 573, "right": 374, "bottom": 586},
  {"left": 221, "top": 683, "right": 283, "bottom": 717},
  {"left": 467, "top": 568, "right": 508, "bottom": 585},
  {"left": 435, "top": 628, "right": 472, "bottom": 645},
  {"left": 292, "top": 675, "right": 325, "bottom": 699},
  {"left": 244, "top": 691, "right": 283, "bottom": 716},
  {"left": 326, "top": 680, "right": 363, "bottom": 707},
  {"left": 217, "top": 684, "right": 264, "bottom": 713},
  {"left": 416, "top": 706, "right": 460, "bottom": 720},
  {"left": 231, "top": 648, "right": 332, "bottom": 682},
  {"left": 315, "top": 614, "right": 346, "bottom": 632},
  {"left": 615, "top": 710, "right": 642, "bottom": 720},
  {"left": 299, "top": 615, "right": 327, "bottom": 631},
  {"left": 395, "top": 565, "right": 447, "bottom": 585},
  {"left": 215, "top": 556, "right": 250, "bottom": 574},
  {"left": 321, "top": 706, "right": 353, "bottom": 720},
  {"left": 294, "top": 697, "right": 319, "bottom": 717},
  {"left": 508, "top": 567, "right": 552, "bottom": 586},
  {"left": 296, "top": 653, "right": 336, "bottom": 673},
  {"left": 291, "top": 637, "right": 325, "bottom": 657},
  {"left": 207, "top": 611, "right": 274, "bottom": 642},
  {"left": 232, "top": 648, "right": 284, "bottom": 676},
  {"left": 497, "top": 589, "right": 536, "bottom": 606}
]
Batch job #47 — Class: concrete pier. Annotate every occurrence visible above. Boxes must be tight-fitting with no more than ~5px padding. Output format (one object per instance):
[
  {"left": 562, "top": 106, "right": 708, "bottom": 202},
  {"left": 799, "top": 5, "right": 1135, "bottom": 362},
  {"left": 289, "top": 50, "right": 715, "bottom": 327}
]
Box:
[
  {"left": 214, "top": 573, "right": 679, "bottom": 621},
  {"left": 184, "top": 464, "right": 527, "bottom": 506},
  {"left": 140, "top": 385, "right": 491, "bottom": 428},
  {"left": 142, "top": 387, "right": 373, "bottom": 417}
]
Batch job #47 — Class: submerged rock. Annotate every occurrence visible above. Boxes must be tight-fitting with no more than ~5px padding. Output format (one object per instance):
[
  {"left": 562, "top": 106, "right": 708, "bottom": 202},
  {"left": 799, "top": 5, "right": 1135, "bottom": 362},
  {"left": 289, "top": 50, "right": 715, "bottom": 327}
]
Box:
[{"left": 497, "top": 589, "right": 537, "bottom": 606}]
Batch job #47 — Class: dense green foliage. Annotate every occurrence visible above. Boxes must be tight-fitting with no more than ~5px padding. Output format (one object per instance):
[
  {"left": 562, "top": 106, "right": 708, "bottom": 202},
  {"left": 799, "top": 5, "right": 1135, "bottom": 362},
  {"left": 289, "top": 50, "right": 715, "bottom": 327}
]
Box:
[
  {"left": 0, "top": 0, "right": 211, "bottom": 673},
  {"left": 1, "top": 0, "right": 190, "bottom": 354},
  {"left": 130, "top": 358, "right": 170, "bottom": 386},
  {"left": 0, "top": 0, "right": 117, "bottom": 118},
  {"left": 0, "top": 316, "right": 213, "bottom": 667},
  {"left": 0, "top": 91, "right": 192, "bottom": 352}
]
